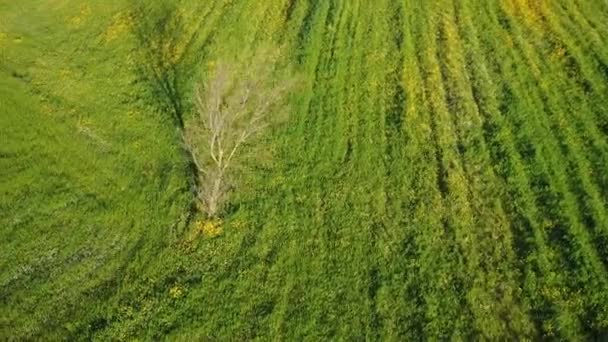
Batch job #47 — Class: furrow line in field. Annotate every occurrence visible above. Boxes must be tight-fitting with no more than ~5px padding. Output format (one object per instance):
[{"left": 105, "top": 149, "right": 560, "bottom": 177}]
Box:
[
  {"left": 571, "top": 0, "right": 608, "bottom": 39},
  {"left": 270, "top": 1, "right": 333, "bottom": 337},
  {"left": 438, "top": 0, "right": 535, "bottom": 337},
  {"left": 501, "top": 0, "right": 608, "bottom": 267},
  {"left": 490, "top": 2, "right": 608, "bottom": 336},
  {"left": 409, "top": 0, "right": 477, "bottom": 338},
  {"left": 535, "top": 3, "right": 608, "bottom": 200},
  {"left": 429, "top": 0, "right": 524, "bottom": 337},
  {"left": 457, "top": 1, "right": 580, "bottom": 338},
  {"left": 554, "top": 1, "right": 608, "bottom": 65},
  {"left": 499, "top": 1, "right": 608, "bottom": 271},
  {"left": 374, "top": 0, "right": 428, "bottom": 339}
]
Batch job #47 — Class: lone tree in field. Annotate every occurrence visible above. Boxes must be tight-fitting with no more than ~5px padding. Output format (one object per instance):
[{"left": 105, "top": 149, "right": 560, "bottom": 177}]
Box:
[{"left": 184, "top": 48, "right": 296, "bottom": 218}]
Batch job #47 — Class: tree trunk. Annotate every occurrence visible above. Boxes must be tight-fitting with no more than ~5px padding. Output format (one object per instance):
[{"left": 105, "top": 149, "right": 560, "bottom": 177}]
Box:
[{"left": 206, "top": 171, "right": 224, "bottom": 217}]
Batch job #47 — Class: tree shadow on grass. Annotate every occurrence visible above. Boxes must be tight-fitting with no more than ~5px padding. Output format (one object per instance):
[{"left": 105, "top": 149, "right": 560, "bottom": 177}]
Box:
[
  {"left": 129, "top": 0, "right": 213, "bottom": 230},
  {"left": 131, "top": 1, "right": 188, "bottom": 128}
]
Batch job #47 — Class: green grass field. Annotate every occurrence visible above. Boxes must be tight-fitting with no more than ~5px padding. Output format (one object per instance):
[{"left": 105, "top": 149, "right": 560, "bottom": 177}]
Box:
[{"left": 2, "top": 0, "right": 608, "bottom": 339}]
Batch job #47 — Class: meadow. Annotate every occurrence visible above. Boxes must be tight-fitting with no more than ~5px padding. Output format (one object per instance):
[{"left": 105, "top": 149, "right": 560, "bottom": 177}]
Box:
[{"left": 1, "top": 0, "right": 608, "bottom": 339}]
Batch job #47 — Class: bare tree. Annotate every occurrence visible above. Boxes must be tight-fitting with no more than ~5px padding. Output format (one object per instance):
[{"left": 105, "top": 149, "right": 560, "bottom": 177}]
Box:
[{"left": 184, "top": 48, "right": 296, "bottom": 218}]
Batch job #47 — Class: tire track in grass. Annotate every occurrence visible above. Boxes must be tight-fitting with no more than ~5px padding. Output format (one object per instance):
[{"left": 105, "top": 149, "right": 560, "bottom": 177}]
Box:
[
  {"left": 239, "top": 3, "right": 323, "bottom": 338},
  {"left": 306, "top": 0, "right": 346, "bottom": 168},
  {"left": 554, "top": 0, "right": 608, "bottom": 65},
  {"left": 294, "top": 0, "right": 322, "bottom": 63},
  {"left": 229, "top": 202, "right": 298, "bottom": 339},
  {"left": 265, "top": 0, "right": 332, "bottom": 335},
  {"left": 520, "top": 35, "right": 608, "bottom": 268},
  {"left": 436, "top": 0, "right": 534, "bottom": 337},
  {"left": 227, "top": 1, "right": 272, "bottom": 50},
  {"left": 175, "top": 0, "right": 226, "bottom": 67},
  {"left": 332, "top": 0, "right": 358, "bottom": 166},
  {"left": 292, "top": 0, "right": 364, "bottom": 337},
  {"left": 277, "top": 0, "right": 314, "bottom": 152},
  {"left": 570, "top": 0, "right": 608, "bottom": 40},
  {"left": 291, "top": 0, "right": 331, "bottom": 157},
  {"left": 456, "top": 1, "right": 580, "bottom": 338},
  {"left": 374, "top": 0, "right": 427, "bottom": 339},
  {"left": 264, "top": 1, "right": 350, "bottom": 338},
  {"left": 507, "top": 0, "right": 608, "bottom": 262},
  {"left": 426, "top": 0, "right": 519, "bottom": 338},
  {"left": 334, "top": 0, "right": 361, "bottom": 171},
  {"left": 279, "top": 0, "right": 312, "bottom": 49},
  {"left": 494, "top": 3, "right": 608, "bottom": 334},
  {"left": 334, "top": 2, "right": 385, "bottom": 338},
  {"left": 536, "top": 1, "right": 608, "bottom": 133},
  {"left": 315, "top": 3, "right": 360, "bottom": 328},
  {"left": 501, "top": 0, "right": 608, "bottom": 270},
  {"left": 245, "top": 0, "right": 322, "bottom": 290},
  {"left": 287, "top": 0, "right": 394, "bottom": 337},
  {"left": 506, "top": 0, "right": 608, "bottom": 134},
  {"left": 256, "top": 0, "right": 294, "bottom": 42},
  {"left": 266, "top": 213, "right": 306, "bottom": 339},
  {"left": 374, "top": 0, "right": 468, "bottom": 339},
  {"left": 489, "top": 2, "right": 608, "bottom": 336},
  {"left": 346, "top": 0, "right": 394, "bottom": 337},
  {"left": 546, "top": 4, "right": 608, "bottom": 139},
  {"left": 309, "top": 0, "right": 386, "bottom": 337},
  {"left": 535, "top": 2, "right": 608, "bottom": 200},
  {"left": 223, "top": 5, "right": 322, "bottom": 333},
  {"left": 408, "top": 0, "right": 477, "bottom": 338},
  {"left": 263, "top": 0, "right": 332, "bottom": 337}
]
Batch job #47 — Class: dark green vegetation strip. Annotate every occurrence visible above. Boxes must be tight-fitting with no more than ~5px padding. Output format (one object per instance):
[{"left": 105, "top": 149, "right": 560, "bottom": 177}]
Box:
[{"left": 1, "top": 0, "right": 608, "bottom": 339}]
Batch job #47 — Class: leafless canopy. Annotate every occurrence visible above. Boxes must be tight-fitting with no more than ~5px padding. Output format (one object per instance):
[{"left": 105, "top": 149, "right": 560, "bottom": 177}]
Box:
[{"left": 184, "top": 47, "right": 296, "bottom": 217}]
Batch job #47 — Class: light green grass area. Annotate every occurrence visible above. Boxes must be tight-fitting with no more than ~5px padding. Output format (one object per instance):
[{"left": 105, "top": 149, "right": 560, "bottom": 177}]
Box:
[{"left": 2, "top": 0, "right": 608, "bottom": 339}]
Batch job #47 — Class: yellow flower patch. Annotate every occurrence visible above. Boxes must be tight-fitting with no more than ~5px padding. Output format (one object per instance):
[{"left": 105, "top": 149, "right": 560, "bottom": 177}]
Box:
[
  {"left": 196, "top": 219, "right": 223, "bottom": 238},
  {"left": 169, "top": 285, "right": 185, "bottom": 299},
  {"left": 69, "top": 4, "right": 92, "bottom": 28},
  {"left": 104, "top": 12, "right": 133, "bottom": 43}
]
